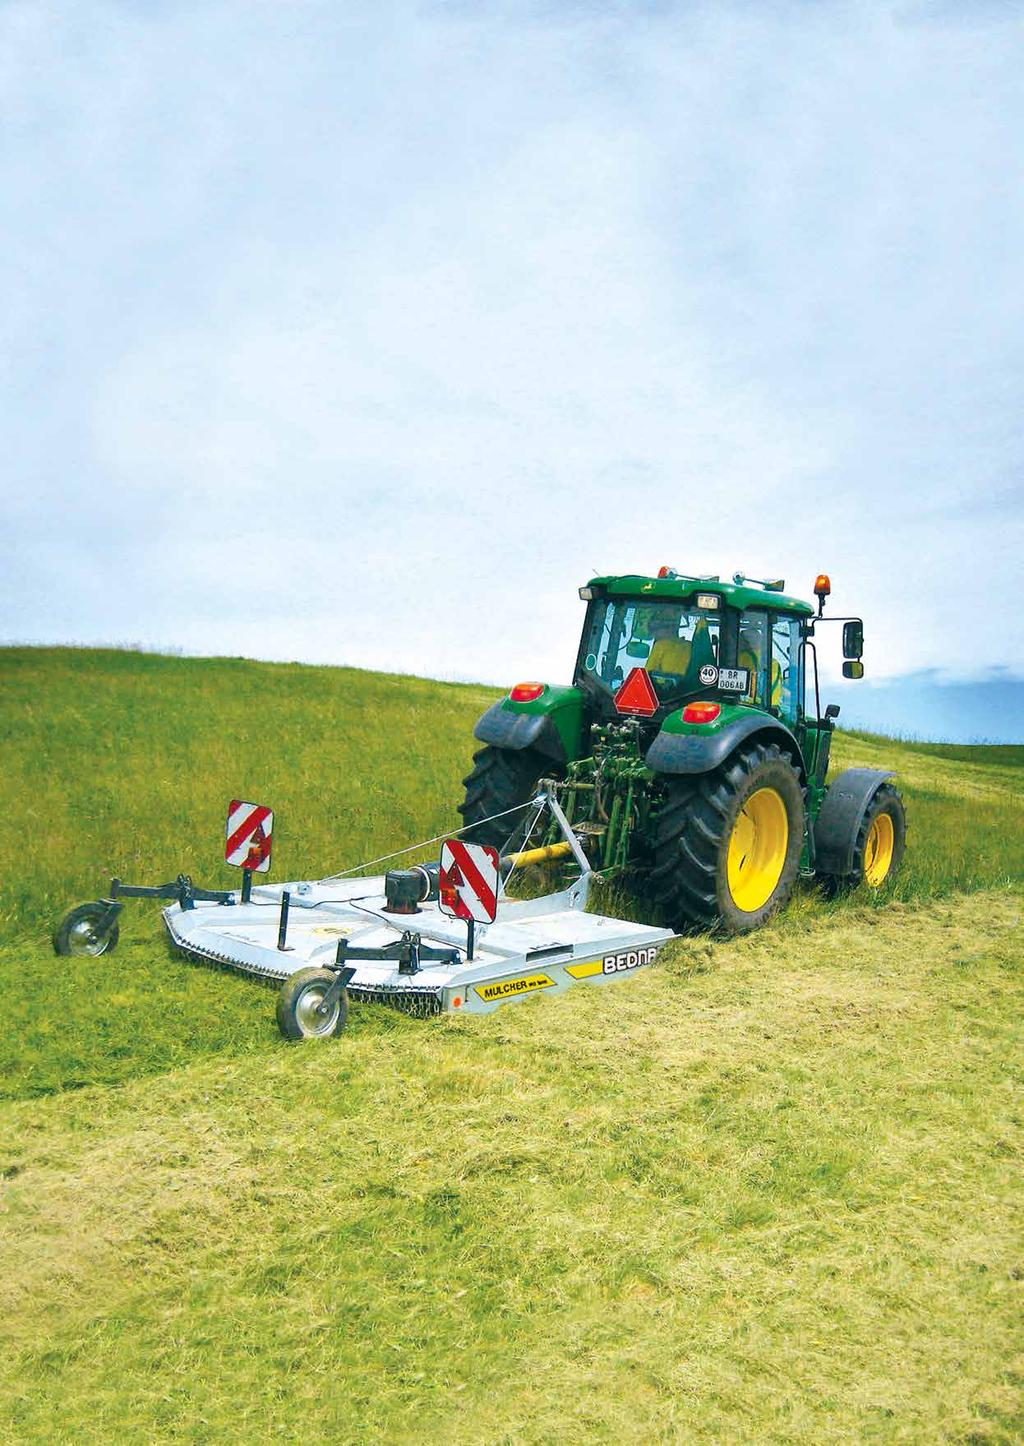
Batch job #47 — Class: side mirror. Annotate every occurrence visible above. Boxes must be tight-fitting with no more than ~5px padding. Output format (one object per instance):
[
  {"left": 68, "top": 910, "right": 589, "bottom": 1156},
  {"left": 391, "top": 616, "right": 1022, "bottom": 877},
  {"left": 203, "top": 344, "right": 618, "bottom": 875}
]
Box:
[
  {"left": 842, "top": 620, "right": 864, "bottom": 659},
  {"left": 842, "top": 660, "right": 865, "bottom": 679},
  {"left": 824, "top": 703, "right": 841, "bottom": 721},
  {"left": 625, "top": 640, "right": 650, "bottom": 659}
]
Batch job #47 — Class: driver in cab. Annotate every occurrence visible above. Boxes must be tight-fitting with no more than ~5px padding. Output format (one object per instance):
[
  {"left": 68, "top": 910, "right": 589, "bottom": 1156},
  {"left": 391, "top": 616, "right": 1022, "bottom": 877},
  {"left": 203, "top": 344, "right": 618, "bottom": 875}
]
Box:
[
  {"left": 645, "top": 609, "right": 691, "bottom": 674},
  {"left": 642, "top": 609, "right": 717, "bottom": 687}
]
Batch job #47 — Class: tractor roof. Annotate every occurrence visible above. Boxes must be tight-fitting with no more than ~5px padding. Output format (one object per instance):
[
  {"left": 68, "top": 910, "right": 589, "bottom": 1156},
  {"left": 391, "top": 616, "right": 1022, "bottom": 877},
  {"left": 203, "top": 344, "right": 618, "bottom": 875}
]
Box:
[{"left": 586, "top": 573, "right": 814, "bottom": 616}]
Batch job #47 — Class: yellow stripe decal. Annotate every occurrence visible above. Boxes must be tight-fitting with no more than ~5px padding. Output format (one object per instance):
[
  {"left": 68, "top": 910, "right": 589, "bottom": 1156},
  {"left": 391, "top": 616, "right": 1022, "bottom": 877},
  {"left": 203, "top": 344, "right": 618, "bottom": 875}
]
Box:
[{"left": 565, "top": 959, "right": 603, "bottom": 979}]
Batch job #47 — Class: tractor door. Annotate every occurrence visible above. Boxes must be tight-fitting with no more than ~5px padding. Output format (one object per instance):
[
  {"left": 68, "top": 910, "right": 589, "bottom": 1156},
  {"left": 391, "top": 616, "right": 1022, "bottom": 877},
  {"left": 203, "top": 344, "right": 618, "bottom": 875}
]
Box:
[
  {"left": 737, "top": 610, "right": 803, "bottom": 724},
  {"left": 770, "top": 615, "right": 802, "bottom": 725},
  {"left": 737, "top": 610, "right": 770, "bottom": 707}
]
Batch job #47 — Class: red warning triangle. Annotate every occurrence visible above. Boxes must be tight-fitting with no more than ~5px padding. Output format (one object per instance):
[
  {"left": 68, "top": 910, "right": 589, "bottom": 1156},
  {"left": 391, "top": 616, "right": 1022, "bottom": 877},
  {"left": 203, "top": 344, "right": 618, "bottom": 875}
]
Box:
[{"left": 614, "top": 666, "right": 659, "bottom": 716}]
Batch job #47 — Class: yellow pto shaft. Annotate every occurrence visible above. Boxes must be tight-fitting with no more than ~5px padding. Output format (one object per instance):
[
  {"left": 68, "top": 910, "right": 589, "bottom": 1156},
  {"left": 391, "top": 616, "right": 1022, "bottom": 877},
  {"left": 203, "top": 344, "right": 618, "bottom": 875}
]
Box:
[{"left": 505, "top": 841, "right": 574, "bottom": 868}]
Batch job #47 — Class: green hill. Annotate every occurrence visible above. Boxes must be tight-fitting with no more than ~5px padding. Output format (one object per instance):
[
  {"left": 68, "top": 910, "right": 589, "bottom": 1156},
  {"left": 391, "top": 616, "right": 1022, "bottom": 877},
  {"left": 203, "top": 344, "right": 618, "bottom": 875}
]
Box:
[{"left": 1, "top": 647, "right": 1021, "bottom": 1442}]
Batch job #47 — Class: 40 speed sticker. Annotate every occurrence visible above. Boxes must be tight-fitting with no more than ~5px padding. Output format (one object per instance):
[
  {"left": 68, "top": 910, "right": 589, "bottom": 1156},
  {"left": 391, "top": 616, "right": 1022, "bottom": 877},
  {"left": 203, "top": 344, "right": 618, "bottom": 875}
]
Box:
[
  {"left": 565, "top": 944, "right": 663, "bottom": 980},
  {"left": 474, "top": 973, "right": 555, "bottom": 1003}
]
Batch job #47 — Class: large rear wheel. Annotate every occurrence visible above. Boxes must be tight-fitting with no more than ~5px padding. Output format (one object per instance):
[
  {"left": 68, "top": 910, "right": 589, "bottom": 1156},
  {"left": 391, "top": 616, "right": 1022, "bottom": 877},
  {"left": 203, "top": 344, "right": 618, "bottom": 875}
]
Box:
[
  {"left": 457, "top": 745, "right": 548, "bottom": 851},
  {"left": 651, "top": 742, "right": 805, "bottom": 933}
]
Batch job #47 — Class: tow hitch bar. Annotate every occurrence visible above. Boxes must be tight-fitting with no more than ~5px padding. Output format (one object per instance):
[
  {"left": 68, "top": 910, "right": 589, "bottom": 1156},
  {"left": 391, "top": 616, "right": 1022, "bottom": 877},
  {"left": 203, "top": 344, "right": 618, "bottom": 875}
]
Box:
[{"left": 109, "top": 875, "right": 237, "bottom": 911}]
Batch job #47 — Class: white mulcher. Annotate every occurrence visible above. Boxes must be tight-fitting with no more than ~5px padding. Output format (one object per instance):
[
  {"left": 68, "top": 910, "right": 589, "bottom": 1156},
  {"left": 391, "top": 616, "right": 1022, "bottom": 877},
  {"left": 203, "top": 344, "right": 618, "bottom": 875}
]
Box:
[{"left": 53, "top": 793, "right": 676, "bottom": 1039}]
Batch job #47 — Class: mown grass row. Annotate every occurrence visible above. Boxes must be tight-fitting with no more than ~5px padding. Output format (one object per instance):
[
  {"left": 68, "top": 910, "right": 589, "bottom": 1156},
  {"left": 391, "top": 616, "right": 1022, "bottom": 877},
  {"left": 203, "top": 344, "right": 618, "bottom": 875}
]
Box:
[{"left": 1, "top": 889, "right": 1020, "bottom": 1442}]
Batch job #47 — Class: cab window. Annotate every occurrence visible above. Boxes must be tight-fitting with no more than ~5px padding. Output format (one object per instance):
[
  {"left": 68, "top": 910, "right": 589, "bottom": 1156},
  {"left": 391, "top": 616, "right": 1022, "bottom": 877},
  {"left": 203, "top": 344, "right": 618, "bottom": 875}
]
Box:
[{"left": 580, "top": 600, "right": 720, "bottom": 702}]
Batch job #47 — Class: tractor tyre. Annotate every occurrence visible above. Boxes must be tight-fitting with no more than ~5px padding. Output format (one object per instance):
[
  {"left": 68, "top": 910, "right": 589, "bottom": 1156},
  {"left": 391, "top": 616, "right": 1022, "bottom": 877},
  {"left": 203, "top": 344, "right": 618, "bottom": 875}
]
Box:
[
  {"left": 458, "top": 745, "right": 548, "bottom": 851},
  {"left": 817, "top": 782, "right": 906, "bottom": 896},
  {"left": 53, "top": 903, "right": 120, "bottom": 957},
  {"left": 651, "top": 742, "right": 805, "bottom": 934},
  {"left": 276, "top": 968, "right": 349, "bottom": 1041}
]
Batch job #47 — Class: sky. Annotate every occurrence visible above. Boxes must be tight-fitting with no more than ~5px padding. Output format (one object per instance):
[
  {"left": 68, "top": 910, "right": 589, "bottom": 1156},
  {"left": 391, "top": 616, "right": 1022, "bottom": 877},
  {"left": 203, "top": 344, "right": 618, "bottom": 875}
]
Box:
[{"left": 3, "top": 0, "right": 1023, "bottom": 741}]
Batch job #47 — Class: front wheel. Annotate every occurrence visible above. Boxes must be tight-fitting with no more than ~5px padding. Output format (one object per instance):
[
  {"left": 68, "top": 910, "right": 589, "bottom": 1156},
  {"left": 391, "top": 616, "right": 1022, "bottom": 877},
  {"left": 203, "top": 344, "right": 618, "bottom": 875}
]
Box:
[
  {"left": 276, "top": 968, "right": 349, "bottom": 1041},
  {"left": 818, "top": 783, "right": 907, "bottom": 895},
  {"left": 651, "top": 742, "right": 805, "bottom": 934}
]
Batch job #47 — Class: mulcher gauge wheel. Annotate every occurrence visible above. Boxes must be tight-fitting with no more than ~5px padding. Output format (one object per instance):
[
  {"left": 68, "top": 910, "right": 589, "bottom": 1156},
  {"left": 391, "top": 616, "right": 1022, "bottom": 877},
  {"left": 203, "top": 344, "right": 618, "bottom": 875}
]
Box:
[
  {"left": 53, "top": 903, "right": 120, "bottom": 957},
  {"left": 651, "top": 742, "right": 805, "bottom": 934},
  {"left": 276, "top": 968, "right": 349, "bottom": 1041}
]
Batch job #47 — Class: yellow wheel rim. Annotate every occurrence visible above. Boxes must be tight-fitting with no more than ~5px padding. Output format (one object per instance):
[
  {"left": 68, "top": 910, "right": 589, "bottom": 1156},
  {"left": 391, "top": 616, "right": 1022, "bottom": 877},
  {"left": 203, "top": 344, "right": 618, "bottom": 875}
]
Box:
[
  {"left": 726, "top": 786, "right": 789, "bottom": 913},
  {"left": 863, "top": 811, "right": 895, "bottom": 886}
]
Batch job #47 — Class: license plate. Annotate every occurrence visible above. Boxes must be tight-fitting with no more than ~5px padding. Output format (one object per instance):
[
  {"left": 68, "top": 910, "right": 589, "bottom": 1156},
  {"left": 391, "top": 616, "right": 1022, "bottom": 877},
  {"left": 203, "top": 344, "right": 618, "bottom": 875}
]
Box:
[{"left": 717, "top": 668, "right": 749, "bottom": 692}]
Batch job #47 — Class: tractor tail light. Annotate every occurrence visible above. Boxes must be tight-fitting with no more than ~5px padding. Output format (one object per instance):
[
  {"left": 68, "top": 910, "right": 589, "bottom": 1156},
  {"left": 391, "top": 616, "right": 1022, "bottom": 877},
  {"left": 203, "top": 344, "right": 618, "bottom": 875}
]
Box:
[
  {"left": 682, "top": 702, "right": 721, "bottom": 724},
  {"left": 510, "top": 682, "right": 545, "bottom": 702},
  {"left": 814, "top": 574, "right": 831, "bottom": 597},
  {"left": 657, "top": 565, "right": 677, "bottom": 578}
]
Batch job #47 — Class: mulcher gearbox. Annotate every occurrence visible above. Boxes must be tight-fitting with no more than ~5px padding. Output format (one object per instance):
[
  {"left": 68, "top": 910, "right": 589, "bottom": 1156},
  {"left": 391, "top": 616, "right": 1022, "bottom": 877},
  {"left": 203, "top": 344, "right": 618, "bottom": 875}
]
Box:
[{"left": 460, "top": 568, "right": 907, "bottom": 934}]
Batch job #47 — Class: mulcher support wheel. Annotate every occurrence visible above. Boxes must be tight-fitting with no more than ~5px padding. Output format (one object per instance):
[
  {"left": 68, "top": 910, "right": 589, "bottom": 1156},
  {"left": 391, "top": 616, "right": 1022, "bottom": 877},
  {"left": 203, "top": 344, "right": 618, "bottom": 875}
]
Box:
[
  {"left": 651, "top": 741, "right": 805, "bottom": 934},
  {"left": 276, "top": 968, "right": 349, "bottom": 1041},
  {"left": 457, "top": 744, "right": 548, "bottom": 851},
  {"left": 53, "top": 902, "right": 120, "bottom": 957}
]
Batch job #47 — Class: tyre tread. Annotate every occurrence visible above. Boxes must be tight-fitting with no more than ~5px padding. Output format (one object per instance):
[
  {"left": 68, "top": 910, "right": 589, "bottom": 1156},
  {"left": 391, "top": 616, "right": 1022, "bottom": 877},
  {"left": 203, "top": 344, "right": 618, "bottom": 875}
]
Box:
[
  {"left": 457, "top": 745, "right": 548, "bottom": 849},
  {"left": 651, "top": 742, "right": 804, "bottom": 933}
]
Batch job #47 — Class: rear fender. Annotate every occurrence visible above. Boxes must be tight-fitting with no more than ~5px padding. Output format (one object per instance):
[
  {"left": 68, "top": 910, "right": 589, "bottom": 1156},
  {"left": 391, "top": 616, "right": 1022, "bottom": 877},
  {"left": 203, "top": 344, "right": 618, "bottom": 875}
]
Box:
[
  {"left": 645, "top": 708, "right": 805, "bottom": 781},
  {"left": 813, "top": 768, "right": 895, "bottom": 876},
  {"left": 473, "top": 685, "right": 583, "bottom": 765}
]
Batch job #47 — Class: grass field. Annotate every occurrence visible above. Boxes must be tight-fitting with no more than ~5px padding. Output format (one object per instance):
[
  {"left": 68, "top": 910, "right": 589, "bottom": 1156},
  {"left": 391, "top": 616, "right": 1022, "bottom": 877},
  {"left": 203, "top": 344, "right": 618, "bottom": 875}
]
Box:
[{"left": 1, "top": 647, "right": 1022, "bottom": 1442}]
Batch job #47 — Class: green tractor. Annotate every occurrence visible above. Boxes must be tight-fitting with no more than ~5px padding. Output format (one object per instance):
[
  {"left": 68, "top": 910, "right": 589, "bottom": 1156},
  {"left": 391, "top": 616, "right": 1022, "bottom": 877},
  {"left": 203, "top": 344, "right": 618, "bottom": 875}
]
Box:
[{"left": 459, "top": 568, "right": 906, "bottom": 933}]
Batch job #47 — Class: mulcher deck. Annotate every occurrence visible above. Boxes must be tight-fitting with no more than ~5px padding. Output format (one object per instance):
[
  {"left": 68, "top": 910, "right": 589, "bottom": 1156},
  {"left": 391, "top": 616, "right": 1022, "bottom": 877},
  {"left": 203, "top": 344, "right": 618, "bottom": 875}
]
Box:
[{"left": 163, "top": 876, "right": 675, "bottom": 1015}]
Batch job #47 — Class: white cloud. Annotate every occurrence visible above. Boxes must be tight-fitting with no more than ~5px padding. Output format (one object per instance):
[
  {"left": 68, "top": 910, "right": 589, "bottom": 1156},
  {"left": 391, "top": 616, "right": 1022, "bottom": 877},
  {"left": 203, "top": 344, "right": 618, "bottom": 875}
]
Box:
[{"left": 2, "top": 0, "right": 1023, "bottom": 692}]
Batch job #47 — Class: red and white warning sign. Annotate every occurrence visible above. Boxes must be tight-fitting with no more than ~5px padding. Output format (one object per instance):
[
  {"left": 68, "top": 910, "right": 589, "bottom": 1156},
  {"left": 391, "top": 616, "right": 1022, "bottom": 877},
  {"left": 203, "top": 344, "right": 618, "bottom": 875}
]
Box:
[
  {"left": 439, "top": 839, "right": 499, "bottom": 924},
  {"left": 614, "top": 666, "right": 659, "bottom": 717},
  {"left": 225, "top": 799, "right": 274, "bottom": 873}
]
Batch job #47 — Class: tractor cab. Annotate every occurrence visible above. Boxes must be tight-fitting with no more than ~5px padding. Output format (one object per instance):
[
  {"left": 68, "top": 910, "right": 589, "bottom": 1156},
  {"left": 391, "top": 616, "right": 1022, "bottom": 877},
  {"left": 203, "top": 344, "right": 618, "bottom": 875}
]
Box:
[{"left": 573, "top": 573, "right": 812, "bottom": 730}]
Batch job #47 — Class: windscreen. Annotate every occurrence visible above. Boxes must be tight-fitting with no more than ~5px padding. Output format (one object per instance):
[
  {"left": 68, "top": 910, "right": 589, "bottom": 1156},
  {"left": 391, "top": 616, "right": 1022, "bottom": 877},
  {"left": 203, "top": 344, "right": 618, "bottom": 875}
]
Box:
[{"left": 579, "top": 600, "right": 721, "bottom": 704}]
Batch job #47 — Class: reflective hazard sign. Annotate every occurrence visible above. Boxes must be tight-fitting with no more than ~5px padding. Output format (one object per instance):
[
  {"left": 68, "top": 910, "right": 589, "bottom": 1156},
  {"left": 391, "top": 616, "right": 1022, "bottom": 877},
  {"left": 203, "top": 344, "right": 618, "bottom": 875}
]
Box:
[
  {"left": 614, "top": 666, "right": 659, "bottom": 717},
  {"left": 225, "top": 799, "right": 273, "bottom": 873},
  {"left": 439, "top": 839, "right": 499, "bottom": 924}
]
